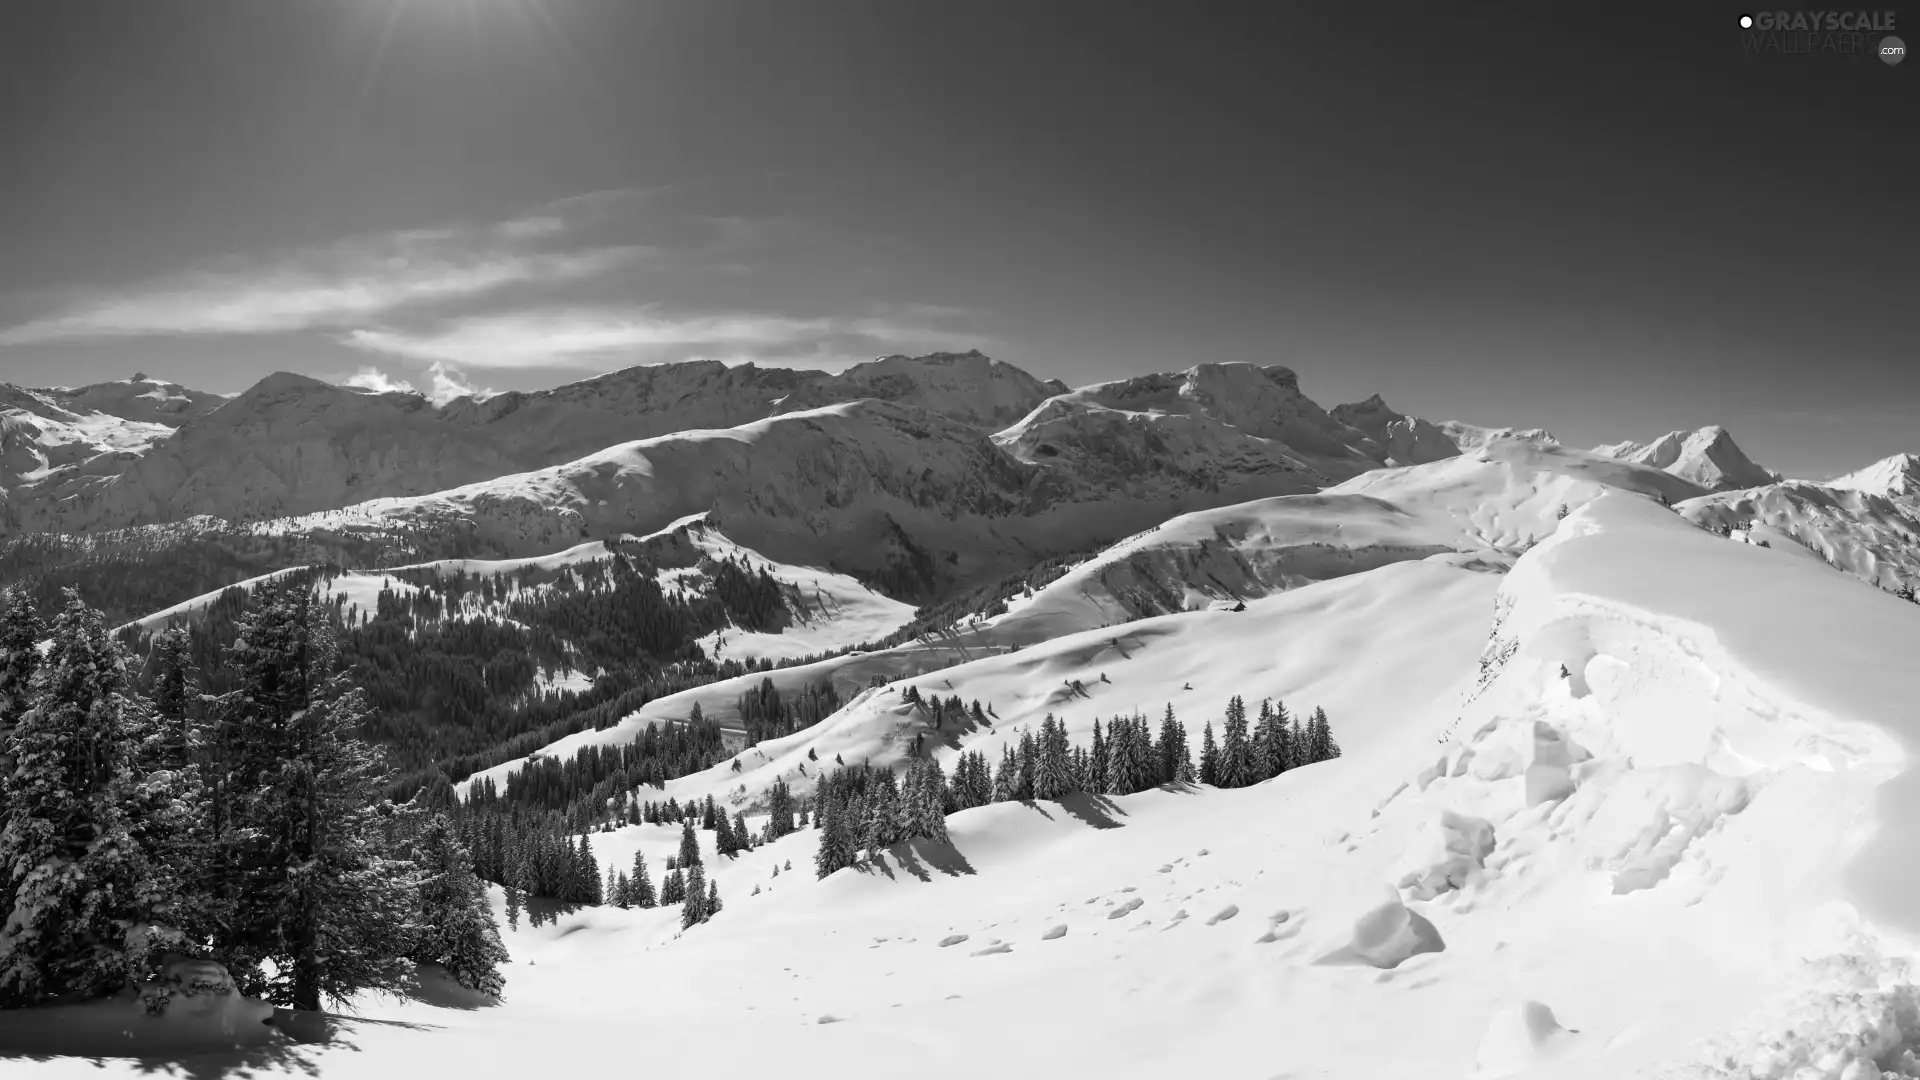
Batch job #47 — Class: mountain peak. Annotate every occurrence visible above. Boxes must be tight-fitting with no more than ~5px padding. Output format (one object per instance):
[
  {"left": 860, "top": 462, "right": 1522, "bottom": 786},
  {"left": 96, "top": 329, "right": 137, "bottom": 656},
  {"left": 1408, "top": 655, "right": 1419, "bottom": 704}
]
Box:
[
  {"left": 1826, "top": 452, "right": 1920, "bottom": 498},
  {"left": 1592, "top": 425, "right": 1775, "bottom": 492}
]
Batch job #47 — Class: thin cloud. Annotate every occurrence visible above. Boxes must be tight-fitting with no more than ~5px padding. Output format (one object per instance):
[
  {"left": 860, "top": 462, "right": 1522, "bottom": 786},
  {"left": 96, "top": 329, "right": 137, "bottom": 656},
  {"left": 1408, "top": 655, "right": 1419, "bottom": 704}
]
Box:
[
  {"left": 0, "top": 188, "right": 665, "bottom": 346},
  {"left": 342, "top": 306, "right": 997, "bottom": 370},
  {"left": 0, "top": 233, "right": 647, "bottom": 345}
]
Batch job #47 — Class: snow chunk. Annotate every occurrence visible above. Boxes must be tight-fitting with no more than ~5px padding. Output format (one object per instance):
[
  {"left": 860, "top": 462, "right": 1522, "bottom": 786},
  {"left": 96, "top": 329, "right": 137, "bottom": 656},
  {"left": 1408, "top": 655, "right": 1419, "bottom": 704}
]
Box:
[
  {"left": 1396, "top": 810, "right": 1497, "bottom": 901},
  {"left": 1472, "top": 1000, "right": 1578, "bottom": 1078},
  {"left": 1317, "top": 886, "right": 1445, "bottom": 970}
]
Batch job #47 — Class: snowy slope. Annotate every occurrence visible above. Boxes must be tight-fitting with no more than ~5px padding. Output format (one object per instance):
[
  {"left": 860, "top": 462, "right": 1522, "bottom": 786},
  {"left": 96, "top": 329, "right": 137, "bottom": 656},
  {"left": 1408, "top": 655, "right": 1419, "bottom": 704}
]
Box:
[
  {"left": 1592, "top": 426, "right": 1777, "bottom": 492},
  {"left": 1678, "top": 472, "right": 1920, "bottom": 593},
  {"left": 34, "top": 488, "right": 1920, "bottom": 1079},
  {"left": 1826, "top": 453, "right": 1920, "bottom": 499},
  {"left": 0, "top": 381, "right": 210, "bottom": 522},
  {"left": 125, "top": 515, "right": 914, "bottom": 663},
  {"left": 968, "top": 435, "right": 1711, "bottom": 645}
]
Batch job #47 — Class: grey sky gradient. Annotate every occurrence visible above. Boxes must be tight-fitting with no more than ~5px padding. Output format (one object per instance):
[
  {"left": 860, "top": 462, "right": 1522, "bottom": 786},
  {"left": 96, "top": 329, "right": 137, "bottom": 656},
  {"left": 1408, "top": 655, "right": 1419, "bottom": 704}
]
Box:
[{"left": 0, "top": 1, "right": 1911, "bottom": 480}]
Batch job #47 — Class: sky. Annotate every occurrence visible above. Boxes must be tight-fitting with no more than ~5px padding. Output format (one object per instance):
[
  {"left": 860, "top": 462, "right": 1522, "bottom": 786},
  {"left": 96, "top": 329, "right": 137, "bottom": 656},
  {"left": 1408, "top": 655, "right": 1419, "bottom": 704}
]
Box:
[{"left": 0, "top": 0, "right": 1911, "bottom": 480}]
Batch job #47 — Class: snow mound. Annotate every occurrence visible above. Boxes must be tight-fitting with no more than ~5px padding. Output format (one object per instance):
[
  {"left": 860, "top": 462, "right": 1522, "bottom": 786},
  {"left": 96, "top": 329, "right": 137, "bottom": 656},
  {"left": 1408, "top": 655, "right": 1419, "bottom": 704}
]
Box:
[
  {"left": 1472, "top": 1000, "right": 1579, "bottom": 1078},
  {"left": 1317, "top": 884, "right": 1445, "bottom": 969}
]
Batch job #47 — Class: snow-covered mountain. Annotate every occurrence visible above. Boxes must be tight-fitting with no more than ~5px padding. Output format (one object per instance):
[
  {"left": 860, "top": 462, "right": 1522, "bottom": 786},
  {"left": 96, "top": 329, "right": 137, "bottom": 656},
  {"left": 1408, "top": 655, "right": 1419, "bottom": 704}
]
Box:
[
  {"left": 999, "top": 363, "right": 1387, "bottom": 483},
  {"left": 1676, "top": 452, "right": 1920, "bottom": 593},
  {"left": 0, "top": 378, "right": 222, "bottom": 523},
  {"left": 1826, "top": 452, "right": 1920, "bottom": 499},
  {"left": 2, "top": 352, "right": 1066, "bottom": 535},
  {"left": 1329, "top": 393, "right": 1463, "bottom": 466},
  {"left": 1591, "top": 425, "right": 1777, "bottom": 492}
]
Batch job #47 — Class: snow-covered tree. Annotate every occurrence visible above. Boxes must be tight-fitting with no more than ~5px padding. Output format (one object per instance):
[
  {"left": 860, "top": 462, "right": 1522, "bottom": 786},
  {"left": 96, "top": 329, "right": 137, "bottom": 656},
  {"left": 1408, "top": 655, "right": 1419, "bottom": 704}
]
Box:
[
  {"left": 407, "top": 814, "right": 508, "bottom": 997},
  {"left": 681, "top": 863, "right": 708, "bottom": 929},
  {"left": 1199, "top": 722, "right": 1220, "bottom": 786},
  {"left": 631, "top": 849, "right": 656, "bottom": 908},
  {"left": 678, "top": 818, "right": 702, "bottom": 869},
  {"left": 0, "top": 591, "right": 175, "bottom": 1005},
  {"left": 208, "top": 581, "right": 418, "bottom": 1011}
]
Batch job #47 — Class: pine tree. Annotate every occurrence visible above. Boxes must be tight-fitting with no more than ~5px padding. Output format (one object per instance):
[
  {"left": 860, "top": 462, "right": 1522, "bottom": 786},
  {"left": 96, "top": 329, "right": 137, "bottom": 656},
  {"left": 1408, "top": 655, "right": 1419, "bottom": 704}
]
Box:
[
  {"left": 0, "top": 588, "right": 47, "bottom": 878},
  {"left": 613, "top": 871, "right": 632, "bottom": 909},
  {"left": 1199, "top": 721, "right": 1220, "bottom": 786},
  {"left": 0, "top": 591, "right": 172, "bottom": 1005},
  {"left": 1264, "top": 699, "right": 1294, "bottom": 775},
  {"left": 207, "top": 581, "right": 418, "bottom": 1011},
  {"left": 813, "top": 795, "right": 857, "bottom": 879},
  {"left": 706, "top": 879, "right": 721, "bottom": 916},
  {"left": 1015, "top": 729, "right": 1037, "bottom": 800},
  {"left": 504, "top": 875, "right": 522, "bottom": 931},
  {"left": 1309, "top": 707, "right": 1341, "bottom": 762},
  {"left": 661, "top": 867, "right": 686, "bottom": 905},
  {"left": 1033, "top": 714, "right": 1071, "bottom": 800},
  {"left": 407, "top": 814, "right": 508, "bottom": 997},
  {"left": 1089, "top": 717, "right": 1109, "bottom": 791},
  {"left": 678, "top": 818, "right": 702, "bottom": 868},
  {"left": 681, "top": 863, "right": 708, "bottom": 929},
  {"left": 1157, "top": 704, "right": 1190, "bottom": 785},
  {"left": 1218, "top": 695, "right": 1251, "bottom": 788},
  {"left": 991, "top": 745, "right": 1017, "bottom": 802},
  {"left": 631, "top": 850, "right": 656, "bottom": 908}
]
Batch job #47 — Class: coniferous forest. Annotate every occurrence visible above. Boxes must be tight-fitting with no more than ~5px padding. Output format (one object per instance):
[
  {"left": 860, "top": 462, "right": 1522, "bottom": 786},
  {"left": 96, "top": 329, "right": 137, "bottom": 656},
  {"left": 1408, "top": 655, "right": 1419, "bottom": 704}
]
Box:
[{"left": 0, "top": 582, "right": 506, "bottom": 1012}]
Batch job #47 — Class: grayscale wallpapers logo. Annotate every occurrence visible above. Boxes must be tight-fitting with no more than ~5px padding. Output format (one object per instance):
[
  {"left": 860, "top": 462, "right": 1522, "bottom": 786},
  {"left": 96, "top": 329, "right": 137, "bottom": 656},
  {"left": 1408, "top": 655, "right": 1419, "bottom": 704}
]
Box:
[{"left": 1736, "top": 10, "right": 1903, "bottom": 61}]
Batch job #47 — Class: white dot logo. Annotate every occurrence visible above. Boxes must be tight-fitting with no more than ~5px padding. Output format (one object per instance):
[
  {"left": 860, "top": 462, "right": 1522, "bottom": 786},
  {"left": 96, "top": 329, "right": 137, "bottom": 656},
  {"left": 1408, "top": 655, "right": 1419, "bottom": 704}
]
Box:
[
  {"left": 1739, "top": 14, "right": 1754, "bottom": 28},
  {"left": 1883, "top": 35, "right": 1907, "bottom": 65}
]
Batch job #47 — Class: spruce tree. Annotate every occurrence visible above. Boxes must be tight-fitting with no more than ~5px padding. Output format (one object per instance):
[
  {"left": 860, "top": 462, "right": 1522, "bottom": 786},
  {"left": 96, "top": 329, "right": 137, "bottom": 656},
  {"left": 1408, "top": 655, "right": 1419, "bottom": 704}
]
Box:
[
  {"left": 1157, "top": 704, "right": 1190, "bottom": 785},
  {"left": 1265, "top": 699, "right": 1294, "bottom": 775},
  {"left": 661, "top": 867, "right": 686, "bottom": 905},
  {"left": 0, "top": 589, "right": 47, "bottom": 851},
  {"left": 1032, "top": 715, "right": 1071, "bottom": 800},
  {"left": 1089, "top": 717, "right": 1109, "bottom": 791},
  {"left": 0, "top": 591, "right": 172, "bottom": 1005},
  {"left": 706, "top": 879, "right": 721, "bottom": 916},
  {"left": 631, "top": 850, "right": 656, "bottom": 908},
  {"left": 1015, "top": 729, "right": 1037, "bottom": 800},
  {"left": 1199, "top": 722, "right": 1220, "bottom": 786},
  {"left": 1218, "top": 695, "right": 1251, "bottom": 788},
  {"left": 681, "top": 863, "right": 708, "bottom": 929},
  {"left": 813, "top": 795, "right": 857, "bottom": 879},
  {"left": 678, "top": 818, "right": 702, "bottom": 868},
  {"left": 208, "top": 582, "right": 417, "bottom": 1011},
  {"left": 991, "top": 745, "right": 1017, "bottom": 802},
  {"left": 407, "top": 814, "right": 508, "bottom": 997}
]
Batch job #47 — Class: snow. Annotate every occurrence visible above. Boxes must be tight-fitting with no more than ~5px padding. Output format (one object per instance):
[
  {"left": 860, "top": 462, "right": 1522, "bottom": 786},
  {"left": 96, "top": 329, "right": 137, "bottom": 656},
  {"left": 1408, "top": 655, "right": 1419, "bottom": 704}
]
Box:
[
  {"left": 1826, "top": 453, "right": 1920, "bottom": 499},
  {"left": 18, "top": 427, "right": 1920, "bottom": 1078},
  {"left": 1591, "top": 426, "right": 1776, "bottom": 492}
]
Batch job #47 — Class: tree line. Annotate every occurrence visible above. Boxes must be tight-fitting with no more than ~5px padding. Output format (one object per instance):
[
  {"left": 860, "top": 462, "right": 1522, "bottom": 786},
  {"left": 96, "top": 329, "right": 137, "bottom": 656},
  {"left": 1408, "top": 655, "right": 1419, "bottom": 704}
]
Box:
[{"left": 810, "top": 695, "right": 1341, "bottom": 878}]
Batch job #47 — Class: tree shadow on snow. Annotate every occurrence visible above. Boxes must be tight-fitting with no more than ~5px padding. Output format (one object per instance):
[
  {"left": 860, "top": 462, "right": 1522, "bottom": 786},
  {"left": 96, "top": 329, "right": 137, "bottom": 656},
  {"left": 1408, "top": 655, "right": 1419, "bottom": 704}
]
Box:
[
  {"left": 520, "top": 895, "right": 588, "bottom": 929},
  {"left": 1054, "top": 791, "right": 1128, "bottom": 830},
  {"left": 0, "top": 997, "right": 400, "bottom": 1079},
  {"left": 400, "top": 964, "right": 500, "bottom": 1011},
  {"left": 895, "top": 838, "right": 977, "bottom": 879}
]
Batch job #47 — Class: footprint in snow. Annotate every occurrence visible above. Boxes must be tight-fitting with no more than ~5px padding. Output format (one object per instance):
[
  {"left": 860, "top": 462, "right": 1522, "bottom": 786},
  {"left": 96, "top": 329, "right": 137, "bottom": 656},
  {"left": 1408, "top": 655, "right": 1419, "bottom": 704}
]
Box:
[
  {"left": 817, "top": 1015, "right": 843, "bottom": 1025},
  {"left": 938, "top": 934, "right": 969, "bottom": 947},
  {"left": 1207, "top": 904, "right": 1239, "bottom": 925},
  {"left": 1108, "top": 898, "right": 1145, "bottom": 919},
  {"left": 1041, "top": 925, "right": 1068, "bottom": 940},
  {"left": 970, "top": 943, "right": 1014, "bottom": 957},
  {"left": 1158, "top": 864, "right": 1174, "bottom": 874}
]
